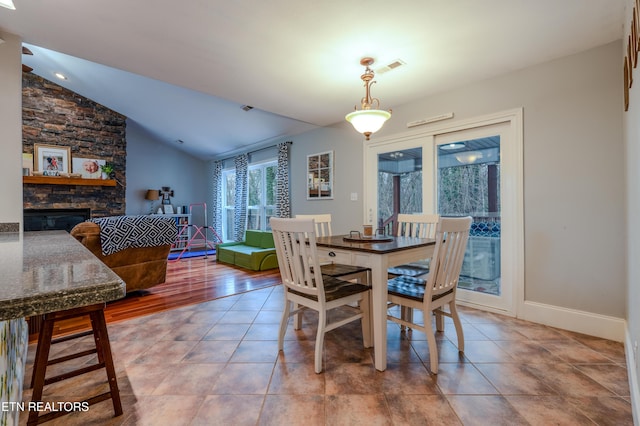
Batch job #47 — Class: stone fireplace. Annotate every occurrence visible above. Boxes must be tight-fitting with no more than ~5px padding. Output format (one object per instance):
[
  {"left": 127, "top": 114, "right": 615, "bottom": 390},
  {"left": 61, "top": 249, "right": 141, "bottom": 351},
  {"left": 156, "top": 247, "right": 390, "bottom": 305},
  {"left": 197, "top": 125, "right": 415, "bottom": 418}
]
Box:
[
  {"left": 21, "top": 74, "right": 128, "bottom": 337},
  {"left": 22, "top": 73, "right": 127, "bottom": 218}
]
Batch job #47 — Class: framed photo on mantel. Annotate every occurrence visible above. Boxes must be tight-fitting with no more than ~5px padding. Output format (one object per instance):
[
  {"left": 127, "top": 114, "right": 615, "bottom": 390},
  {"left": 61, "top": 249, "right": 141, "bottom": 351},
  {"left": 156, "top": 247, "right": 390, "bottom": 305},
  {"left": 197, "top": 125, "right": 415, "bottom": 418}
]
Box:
[
  {"left": 34, "top": 144, "right": 71, "bottom": 174},
  {"left": 72, "top": 157, "right": 105, "bottom": 179},
  {"left": 307, "top": 151, "right": 333, "bottom": 200}
]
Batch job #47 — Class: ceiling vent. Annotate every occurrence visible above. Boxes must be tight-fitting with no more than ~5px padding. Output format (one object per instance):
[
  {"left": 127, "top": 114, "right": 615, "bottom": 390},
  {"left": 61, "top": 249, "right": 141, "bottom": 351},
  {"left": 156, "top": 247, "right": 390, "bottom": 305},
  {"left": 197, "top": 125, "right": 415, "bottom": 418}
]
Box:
[
  {"left": 376, "top": 59, "right": 406, "bottom": 75},
  {"left": 241, "top": 105, "right": 254, "bottom": 112}
]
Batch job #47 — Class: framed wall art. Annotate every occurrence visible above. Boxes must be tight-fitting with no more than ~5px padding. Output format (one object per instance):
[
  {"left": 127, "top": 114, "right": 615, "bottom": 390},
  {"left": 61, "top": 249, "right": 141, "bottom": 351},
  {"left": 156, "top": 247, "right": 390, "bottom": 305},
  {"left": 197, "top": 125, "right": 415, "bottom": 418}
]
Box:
[
  {"left": 34, "top": 144, "right": 71, "bottom": 174},
  {"left": 307, "top": 151, "right": 333, "bottom": 200}
]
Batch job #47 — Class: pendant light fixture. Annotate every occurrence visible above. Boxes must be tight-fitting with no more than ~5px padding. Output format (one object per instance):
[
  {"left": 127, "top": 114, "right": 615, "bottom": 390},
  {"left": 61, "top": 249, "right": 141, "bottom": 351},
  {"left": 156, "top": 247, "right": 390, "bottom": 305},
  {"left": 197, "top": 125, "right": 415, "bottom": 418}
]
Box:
[
  {"left": 345, "top": 57, "right": 391, "bottom": 140},
  {"left": 0, "top": 0, "right": 16, "bottom": 10}
]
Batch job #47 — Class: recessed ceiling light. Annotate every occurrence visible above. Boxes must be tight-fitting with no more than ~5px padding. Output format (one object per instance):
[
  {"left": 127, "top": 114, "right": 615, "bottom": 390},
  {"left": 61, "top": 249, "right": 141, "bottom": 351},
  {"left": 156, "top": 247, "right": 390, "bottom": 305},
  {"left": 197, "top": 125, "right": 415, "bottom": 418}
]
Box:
[
  {"left": 54, "top": 72, "right": 67, "bottom": 80},
  {"left": 440, "top": 143, "right": 466, "bottom": 151}
]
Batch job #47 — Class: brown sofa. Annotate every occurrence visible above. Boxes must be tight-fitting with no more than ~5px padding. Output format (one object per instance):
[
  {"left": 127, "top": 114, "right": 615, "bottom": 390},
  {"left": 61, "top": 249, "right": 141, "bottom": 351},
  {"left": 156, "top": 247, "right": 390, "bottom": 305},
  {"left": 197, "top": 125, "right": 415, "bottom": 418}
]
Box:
[{"left": 70, "top": 221, "right": 172, "bottom": 293}]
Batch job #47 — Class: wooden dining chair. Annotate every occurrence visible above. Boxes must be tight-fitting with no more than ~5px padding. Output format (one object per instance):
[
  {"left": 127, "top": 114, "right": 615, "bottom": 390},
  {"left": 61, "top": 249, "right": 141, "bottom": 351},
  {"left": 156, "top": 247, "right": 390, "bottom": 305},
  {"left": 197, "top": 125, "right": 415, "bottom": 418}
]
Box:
[
  {"left": 396, "top": 213, "right": 440, "bottom": 238},
  {"left": 386, "top": 216, "right": 472, "bottom": 374},
  {"left": 295, "top": 213, "right": 332, "bottom": 237},
  {"left": 388, "top": 213, "right": 440, "bottom": 276},
  {"left": 271, "top": 217, "right": 371, "bottom": 373},
  {"left": 388, "top": 213, "right": 440, "bottom": 328},
  {"left": 295, "top": 213, "right": 370, "bottom": 284}
]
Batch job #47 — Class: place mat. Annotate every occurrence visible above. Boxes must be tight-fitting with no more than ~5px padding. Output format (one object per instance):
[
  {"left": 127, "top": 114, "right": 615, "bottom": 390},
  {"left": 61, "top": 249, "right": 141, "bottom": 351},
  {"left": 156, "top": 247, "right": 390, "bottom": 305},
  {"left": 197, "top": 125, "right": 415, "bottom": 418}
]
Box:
[{"left": 342, "top": 235, "right": 393, "bottom": 243}]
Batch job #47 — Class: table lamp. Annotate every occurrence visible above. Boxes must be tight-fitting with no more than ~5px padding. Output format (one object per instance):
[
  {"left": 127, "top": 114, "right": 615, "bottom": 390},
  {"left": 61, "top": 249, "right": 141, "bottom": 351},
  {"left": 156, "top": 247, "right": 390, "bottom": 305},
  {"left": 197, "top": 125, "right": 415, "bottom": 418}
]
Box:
[{"left": 145, "top": 189, "right": 159, "bottom": 214}]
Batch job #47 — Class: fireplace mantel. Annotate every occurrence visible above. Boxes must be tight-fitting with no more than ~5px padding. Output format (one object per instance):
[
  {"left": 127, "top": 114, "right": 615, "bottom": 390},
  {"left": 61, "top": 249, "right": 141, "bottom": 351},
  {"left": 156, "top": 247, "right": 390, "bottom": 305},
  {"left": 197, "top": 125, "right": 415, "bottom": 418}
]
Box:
[{"left": 23, "top": 176, "right": 116, "bottom": 186}]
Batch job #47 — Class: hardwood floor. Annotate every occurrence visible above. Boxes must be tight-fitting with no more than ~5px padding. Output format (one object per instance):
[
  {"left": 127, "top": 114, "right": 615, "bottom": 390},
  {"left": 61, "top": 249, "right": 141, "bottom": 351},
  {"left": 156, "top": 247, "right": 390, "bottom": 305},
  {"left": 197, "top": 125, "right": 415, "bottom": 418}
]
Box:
[{"left": 38, "top": 257, "right": 282, "bottom": 339}]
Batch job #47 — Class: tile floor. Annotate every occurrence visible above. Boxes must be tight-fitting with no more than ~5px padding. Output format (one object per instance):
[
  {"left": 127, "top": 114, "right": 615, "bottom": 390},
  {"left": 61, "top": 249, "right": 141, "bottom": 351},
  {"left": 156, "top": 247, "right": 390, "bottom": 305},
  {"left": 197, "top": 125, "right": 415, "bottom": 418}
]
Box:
[{"left": 19, "top": 285, "right": 633, "bottom": 425}]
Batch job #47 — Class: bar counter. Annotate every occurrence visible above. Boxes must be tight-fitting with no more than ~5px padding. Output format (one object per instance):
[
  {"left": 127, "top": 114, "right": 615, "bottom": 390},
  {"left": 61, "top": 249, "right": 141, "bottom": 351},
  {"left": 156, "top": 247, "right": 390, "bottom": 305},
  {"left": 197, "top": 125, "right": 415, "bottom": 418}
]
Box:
[{"left": 0, "top": 231, "right": 125, "bottom": 426}]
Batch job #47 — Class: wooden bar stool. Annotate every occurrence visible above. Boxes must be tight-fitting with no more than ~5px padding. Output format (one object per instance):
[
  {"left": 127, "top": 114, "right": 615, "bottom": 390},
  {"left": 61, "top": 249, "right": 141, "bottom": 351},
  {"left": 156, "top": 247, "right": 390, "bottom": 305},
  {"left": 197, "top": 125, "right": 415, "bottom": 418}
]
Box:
[{"left": 28, "top": 303, "right": 122, "bottom": 425}]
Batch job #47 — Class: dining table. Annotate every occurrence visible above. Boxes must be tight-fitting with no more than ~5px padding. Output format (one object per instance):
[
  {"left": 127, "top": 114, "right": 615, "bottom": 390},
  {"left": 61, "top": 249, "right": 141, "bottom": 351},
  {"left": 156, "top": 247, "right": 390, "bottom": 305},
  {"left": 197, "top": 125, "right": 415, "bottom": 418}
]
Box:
[{"left": 315, "top": 234, "right": 436, "bottom": 371}]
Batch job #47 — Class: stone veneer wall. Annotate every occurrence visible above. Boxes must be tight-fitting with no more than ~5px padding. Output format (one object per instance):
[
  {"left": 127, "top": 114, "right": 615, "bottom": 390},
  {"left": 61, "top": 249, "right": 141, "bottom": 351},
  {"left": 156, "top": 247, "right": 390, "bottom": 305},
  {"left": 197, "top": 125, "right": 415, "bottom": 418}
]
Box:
[{"left": 22, "top": 73, "right": 127, "bottom": 217}]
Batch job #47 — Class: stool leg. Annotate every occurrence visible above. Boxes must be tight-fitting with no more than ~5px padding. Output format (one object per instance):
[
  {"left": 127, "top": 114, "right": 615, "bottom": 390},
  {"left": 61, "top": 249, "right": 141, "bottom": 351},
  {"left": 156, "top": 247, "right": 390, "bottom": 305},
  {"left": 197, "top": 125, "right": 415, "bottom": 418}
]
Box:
[
  {"left": 30, "top": 317, "right": 50, "bottom": 389},
  {"left": 27, "top": 317, "right": 55, "bottom": 426},
  {"left": 90, "top": 310, "right": 122, "bottom": 416}
]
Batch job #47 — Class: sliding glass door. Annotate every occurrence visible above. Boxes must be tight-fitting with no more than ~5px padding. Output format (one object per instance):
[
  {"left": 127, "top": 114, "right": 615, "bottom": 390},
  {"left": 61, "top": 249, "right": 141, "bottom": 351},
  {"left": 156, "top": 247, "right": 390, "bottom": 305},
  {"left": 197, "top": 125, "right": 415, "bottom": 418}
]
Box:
[
  {"left": 435, "top": 125, "right": 508, "bottom": 310},
  {"left": 364, "top": 111, "right": 522, "bottom": 315}
]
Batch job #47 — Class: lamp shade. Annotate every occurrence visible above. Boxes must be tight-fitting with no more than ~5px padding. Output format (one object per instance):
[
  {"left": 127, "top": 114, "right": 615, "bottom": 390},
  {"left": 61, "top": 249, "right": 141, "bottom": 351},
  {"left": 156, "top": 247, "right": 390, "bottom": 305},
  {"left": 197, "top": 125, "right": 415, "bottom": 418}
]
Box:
[
  {"left": 345, "top": 109, "right": 391, "bottom": 136},
  {"left": 455, "top": 151, "right": 483, "bottom": 165},
  {"left": 145, "top": 189, "right": 160, "bottom": 201}
]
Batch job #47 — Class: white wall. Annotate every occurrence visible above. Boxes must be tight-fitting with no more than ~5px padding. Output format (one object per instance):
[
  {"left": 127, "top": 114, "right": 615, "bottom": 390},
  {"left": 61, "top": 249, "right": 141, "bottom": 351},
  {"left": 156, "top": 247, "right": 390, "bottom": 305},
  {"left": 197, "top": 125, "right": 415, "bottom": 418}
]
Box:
[
  {"left": 125, "top": 121, "right": 208, "bottom": 224},
  {"left": 623, "top": 0, "right": 640, "bottom": 415},
  {"left": 288, "top": 126, "right": 365, "bottom": 234},
  {"left": 0, "top": 31, "right": 24, "bottom": 227}
]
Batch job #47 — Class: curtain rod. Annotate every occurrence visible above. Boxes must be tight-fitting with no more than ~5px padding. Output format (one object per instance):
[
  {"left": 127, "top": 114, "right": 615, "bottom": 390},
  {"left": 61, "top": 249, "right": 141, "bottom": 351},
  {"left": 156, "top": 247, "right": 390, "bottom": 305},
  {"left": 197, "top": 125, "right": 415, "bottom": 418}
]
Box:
[{"left": 215, "top": 141, "right": 292, "bottom": 163}]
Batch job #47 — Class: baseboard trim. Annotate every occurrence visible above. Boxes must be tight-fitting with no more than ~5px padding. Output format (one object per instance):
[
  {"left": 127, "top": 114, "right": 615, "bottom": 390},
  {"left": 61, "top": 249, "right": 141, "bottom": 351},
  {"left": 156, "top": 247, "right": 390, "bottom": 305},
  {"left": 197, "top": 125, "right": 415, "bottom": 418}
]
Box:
[
  {"left": 625, "top": 325, "right": 640, "bottom": 426},
  {"left": 520, "top": 300, "right": 625, "bottom": 342}
]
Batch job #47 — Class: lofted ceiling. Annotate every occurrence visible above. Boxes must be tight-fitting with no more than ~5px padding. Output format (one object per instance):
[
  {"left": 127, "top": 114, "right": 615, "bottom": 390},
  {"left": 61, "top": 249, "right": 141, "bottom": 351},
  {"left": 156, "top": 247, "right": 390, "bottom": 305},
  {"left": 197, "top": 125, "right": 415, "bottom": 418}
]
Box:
[{"left": 0, "top": 0, "right": 625, "bottom": 160}]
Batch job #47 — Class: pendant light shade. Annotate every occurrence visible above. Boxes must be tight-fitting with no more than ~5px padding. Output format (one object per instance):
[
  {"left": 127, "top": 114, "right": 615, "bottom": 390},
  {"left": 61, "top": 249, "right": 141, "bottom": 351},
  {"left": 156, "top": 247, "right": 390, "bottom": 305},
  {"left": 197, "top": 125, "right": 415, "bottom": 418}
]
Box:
[
  {"left": 0, "top": 0, "right": 16, "bottom": 10},
  {"left": 345, "top": 109, "right": 391, "bottom": 136}
]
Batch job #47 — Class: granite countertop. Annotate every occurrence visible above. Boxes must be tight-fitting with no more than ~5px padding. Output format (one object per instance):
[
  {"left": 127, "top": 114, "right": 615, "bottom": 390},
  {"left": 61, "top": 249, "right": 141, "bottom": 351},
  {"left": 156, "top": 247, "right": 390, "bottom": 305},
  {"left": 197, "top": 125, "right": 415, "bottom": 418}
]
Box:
[{"left": 0, "top": 231, "right": 125, "bottom": 321}]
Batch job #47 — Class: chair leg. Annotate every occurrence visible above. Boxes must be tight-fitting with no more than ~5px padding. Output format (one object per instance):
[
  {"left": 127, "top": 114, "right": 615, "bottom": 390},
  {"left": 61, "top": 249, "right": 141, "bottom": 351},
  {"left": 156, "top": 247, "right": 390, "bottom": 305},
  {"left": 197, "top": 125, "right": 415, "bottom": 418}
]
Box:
[
  {"left": 278, "top": 299, "right": 291, "bottom": 351},
  {"left": 400, "top": 307, "right": 414, "bottom": 332},
  {"left": 315, "top": 310, "right": 327, "bottom": 374},
  {"left": 360, "top": 292, "right": 372, "bottom": 348},
  {"left": 450, "top": 302, "right": 465, "bottom": 352},
  {"left": 293, "top": 302, "right": 302, "bottom": 330},
  {"left": 435, "top": 308, "right": 445, "bottom": 332},
  {"left": 400, "top": 306, "right": 407, "bottom": 332},
  {"left": 423, "top": 308, "right": 439, "bottom": 374}
]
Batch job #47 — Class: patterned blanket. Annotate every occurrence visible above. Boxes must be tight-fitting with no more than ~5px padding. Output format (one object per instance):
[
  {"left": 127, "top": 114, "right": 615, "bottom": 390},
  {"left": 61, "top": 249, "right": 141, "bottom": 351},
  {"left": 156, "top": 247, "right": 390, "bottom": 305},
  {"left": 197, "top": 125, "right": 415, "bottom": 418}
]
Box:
[{"left": 90, "top": 215, "right": 178, "bottom": 256}]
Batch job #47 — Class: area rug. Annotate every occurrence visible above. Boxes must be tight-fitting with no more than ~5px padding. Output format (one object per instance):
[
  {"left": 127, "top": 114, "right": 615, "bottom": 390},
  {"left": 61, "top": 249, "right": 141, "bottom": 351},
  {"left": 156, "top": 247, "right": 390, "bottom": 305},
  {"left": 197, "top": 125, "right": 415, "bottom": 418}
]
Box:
[{"left": 168, "top": 249, "right": 215, "bottom": 260}]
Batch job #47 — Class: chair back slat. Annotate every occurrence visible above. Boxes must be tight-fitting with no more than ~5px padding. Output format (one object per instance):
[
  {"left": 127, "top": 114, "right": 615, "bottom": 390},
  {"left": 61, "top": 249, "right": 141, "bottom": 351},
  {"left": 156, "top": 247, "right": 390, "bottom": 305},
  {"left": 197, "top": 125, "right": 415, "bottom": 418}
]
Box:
[
  {"left": 295, "top": 214, "right": 332, "bottom": 237},
  {"left": 425, "top": 217, "right": 472, "bottom": 299},
  {"left": 271, "top": 218, "right": 325, "bottom": 300},
  {"left": 396, "top": 213, "right": 440, "bottom": 238}
]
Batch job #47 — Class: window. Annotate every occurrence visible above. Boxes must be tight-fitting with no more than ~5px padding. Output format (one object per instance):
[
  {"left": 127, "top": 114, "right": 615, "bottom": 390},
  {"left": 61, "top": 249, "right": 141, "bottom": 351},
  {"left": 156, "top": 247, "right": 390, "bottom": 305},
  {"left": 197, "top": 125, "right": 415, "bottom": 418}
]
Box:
[
  {"left": 222, "top": 160, "right": 277, "bottom": 240},
  {"left": 222, "top": 170, "right": 236, "bottom": 241}
]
